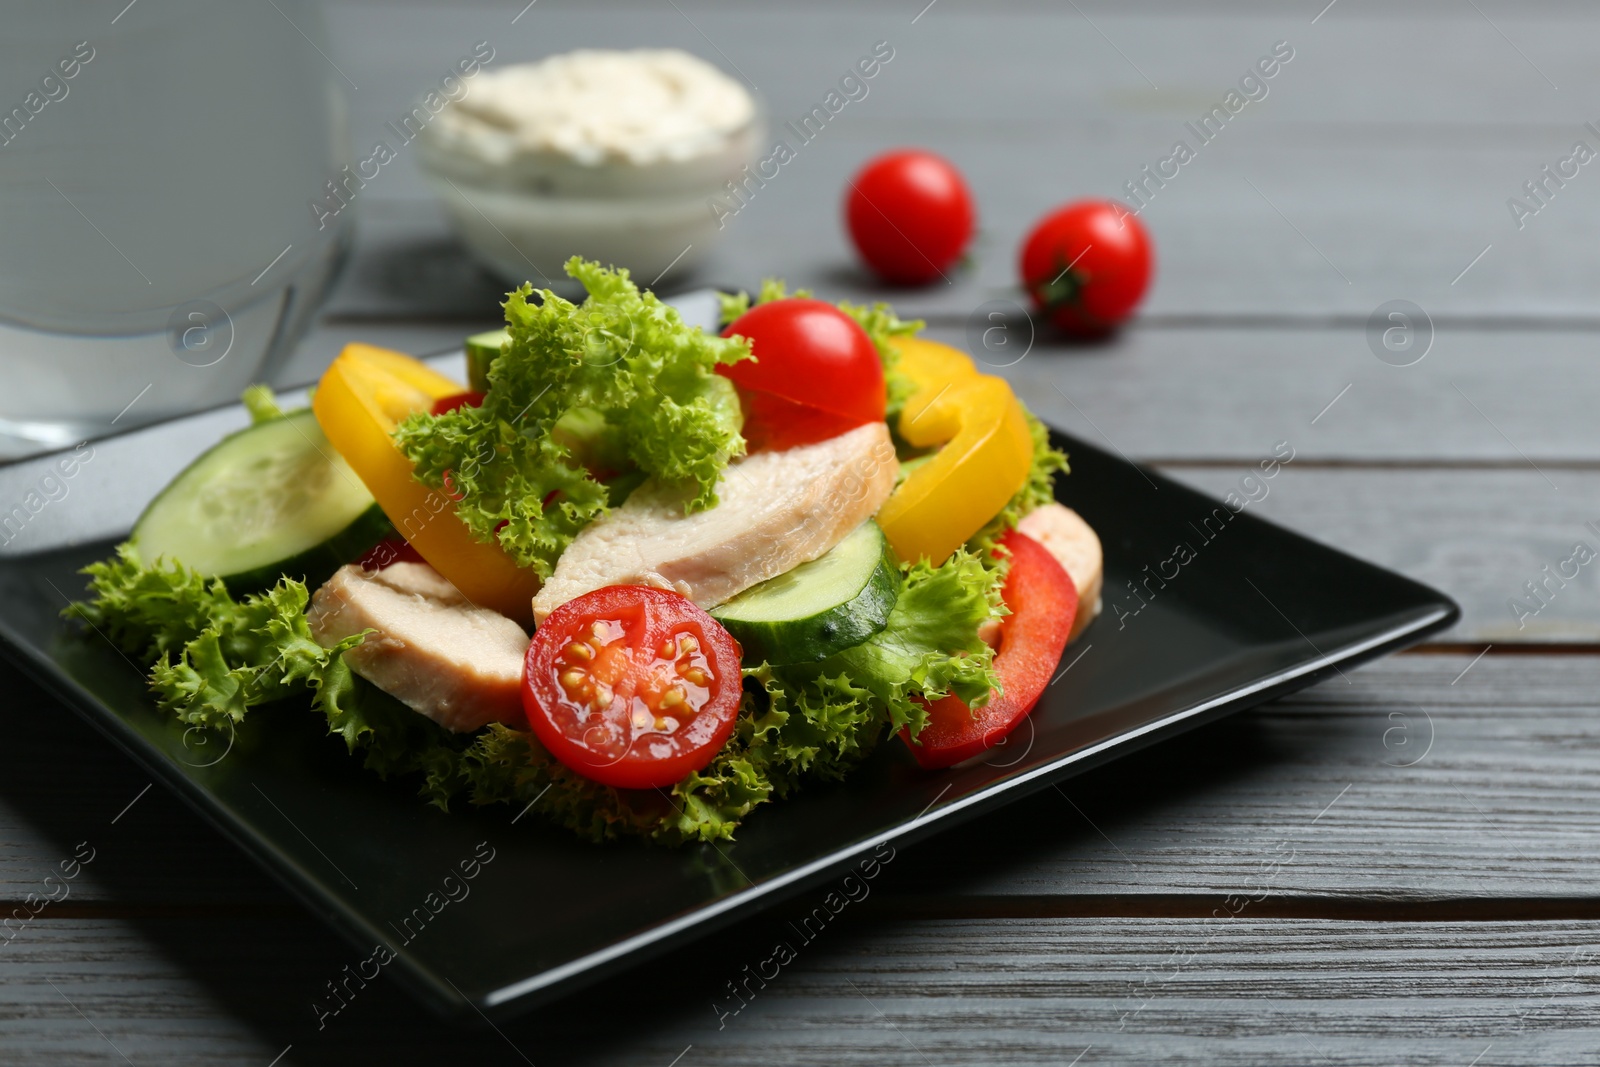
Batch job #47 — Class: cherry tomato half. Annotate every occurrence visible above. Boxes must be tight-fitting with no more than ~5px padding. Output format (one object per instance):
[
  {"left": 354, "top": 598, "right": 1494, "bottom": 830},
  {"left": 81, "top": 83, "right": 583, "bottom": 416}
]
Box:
[
  {"left": 1020, "top": 200, "right": 1153, "bottom": 336},
  {"left": 523, "top": 586, "right": 744, "bottom": 789},
  {"left": 845, "top": 149, "right": 974, "bottom": 285},
  {"left": 901, "top": 530, "right": 1077, "bottom": 769},
  {"left": 721, "top": 299, "right": 886, "bottom": 426}
]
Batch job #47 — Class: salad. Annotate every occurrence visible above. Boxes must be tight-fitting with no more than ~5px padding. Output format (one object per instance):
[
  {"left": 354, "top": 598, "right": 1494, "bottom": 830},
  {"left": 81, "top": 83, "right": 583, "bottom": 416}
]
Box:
[{"left": 67, "top": 258, "right": 1103, "bottom": 845}]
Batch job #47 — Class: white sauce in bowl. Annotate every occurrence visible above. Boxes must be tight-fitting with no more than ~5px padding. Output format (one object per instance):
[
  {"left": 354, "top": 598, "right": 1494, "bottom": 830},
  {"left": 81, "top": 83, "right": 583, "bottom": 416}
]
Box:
[{"left": 432, "top": 48, "right": 756, "bottom": 168}]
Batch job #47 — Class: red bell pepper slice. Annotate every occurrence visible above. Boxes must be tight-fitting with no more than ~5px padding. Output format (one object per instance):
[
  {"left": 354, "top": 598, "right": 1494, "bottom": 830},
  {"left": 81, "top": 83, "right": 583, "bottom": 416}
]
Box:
[{"left": 902, "top": 529, "right": 1077, "bottom": 769}]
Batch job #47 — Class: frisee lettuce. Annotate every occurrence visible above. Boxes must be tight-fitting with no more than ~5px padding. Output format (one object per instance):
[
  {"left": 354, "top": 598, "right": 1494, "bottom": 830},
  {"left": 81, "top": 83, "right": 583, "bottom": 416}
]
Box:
[
  {"left": 64, "top": 543, "right": 1003, "bottom": 845},
  {"left": 65, "top": 546, "right": 366, "bottom": 740},
  {"left": 394, "top": 257, "right": 751, "bottom": 580},
  {"left": 439, "top": 546, "right": 1003, "bottom": 843},
  {"left": 63, "top": 273, "right": 1049, "bottom": 846}
]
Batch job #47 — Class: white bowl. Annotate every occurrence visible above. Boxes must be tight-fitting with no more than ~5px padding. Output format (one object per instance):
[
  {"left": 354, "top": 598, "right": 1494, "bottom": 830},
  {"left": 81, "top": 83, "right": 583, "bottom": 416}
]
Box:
[{"left": 418, "top": 108, "right": 764, "bottom": 290}]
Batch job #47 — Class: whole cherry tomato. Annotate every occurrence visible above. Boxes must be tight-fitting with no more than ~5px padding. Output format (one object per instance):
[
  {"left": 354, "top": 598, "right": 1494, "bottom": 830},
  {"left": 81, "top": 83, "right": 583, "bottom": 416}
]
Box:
[
  {"left": 1020, "top": 200, "right": 1153, "bottom": 336},
  {"left": 845, "top": 149, "right": 975, "bottom": 285},
  {"left": 721, "top": 299, "right": 885, "bottom": 427}
]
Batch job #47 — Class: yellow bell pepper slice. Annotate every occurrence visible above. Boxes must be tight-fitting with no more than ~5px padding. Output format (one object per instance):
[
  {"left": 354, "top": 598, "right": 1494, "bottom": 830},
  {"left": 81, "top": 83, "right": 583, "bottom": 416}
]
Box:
[
  {"left": 877, "top": 338, "right": 1034, "bottom": 566},
  {"left": 895, "top": 335, "right": 980, "bottom": 387},
  {"left": 312, "top": 343, "right": 542, "bottom": 623}
]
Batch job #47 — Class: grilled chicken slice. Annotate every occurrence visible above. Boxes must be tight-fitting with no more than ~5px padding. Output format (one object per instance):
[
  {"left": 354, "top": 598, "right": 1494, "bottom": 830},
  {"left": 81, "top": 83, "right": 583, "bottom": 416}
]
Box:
[
  {"left": 1016, "top": 503, "right": 1103, "bottom": 642},
  {"left": 532, "top": 421, "right": 898, "bottom": 623},
  {"left": 307, "top": 561, "right": 530, "bottom": 732}
]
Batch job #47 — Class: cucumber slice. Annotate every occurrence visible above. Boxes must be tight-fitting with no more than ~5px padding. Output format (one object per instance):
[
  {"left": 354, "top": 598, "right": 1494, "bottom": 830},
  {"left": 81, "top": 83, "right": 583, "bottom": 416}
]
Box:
[
  {"left": 131, "top": 409, "right": 391, "bottom": 591},
  {"left": 713, "top": 522, "right": 900, "bottom": 665},
  {"left": 465, "top": 328, "right": 509, "bottom": 393}
]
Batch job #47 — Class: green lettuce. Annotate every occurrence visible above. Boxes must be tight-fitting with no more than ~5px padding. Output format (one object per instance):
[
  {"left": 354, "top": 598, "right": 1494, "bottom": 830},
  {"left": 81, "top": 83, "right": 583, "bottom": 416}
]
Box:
[
  {"left": 66, "top": 546, "right": 366, "bottom": 740},
  {"left": 65, "top": 541, "right": 1003, "bottom": 846},
  {"left": 64, "top": 274, "right": 1048, "bottom": 845},
  {"left": 440, "top": 546, "right": 1003, "bottom": 843},
  {"left": 394, "top": 257, "right": 750, "bottom": 579}
]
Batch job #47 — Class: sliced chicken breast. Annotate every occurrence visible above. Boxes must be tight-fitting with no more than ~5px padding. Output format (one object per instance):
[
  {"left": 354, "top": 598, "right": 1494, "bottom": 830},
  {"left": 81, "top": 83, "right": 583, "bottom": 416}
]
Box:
[
  {"left": 1016, "top": 503, "right": 1103, "bottom": 642},
  {"left": 533, "top": 421, "right": 898, "bottom": 622},
  {"left": 307, "top": 561, "right": 530, "bottom": 733}
]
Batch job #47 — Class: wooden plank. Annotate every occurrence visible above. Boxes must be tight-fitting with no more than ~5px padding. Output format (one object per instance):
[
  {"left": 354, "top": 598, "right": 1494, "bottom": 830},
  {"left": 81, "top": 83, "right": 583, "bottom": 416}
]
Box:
[
  {"left": 923, "top": 322, "right": 1600, "bottom": 465},
  {"left": 888, "top": 651, "right": 1600, "bottom": 900},
  {"left": 4, "top": 913, "right": 1598, "bottom": 1064},
  {"left": 3, "top": 653, "right": 1597, "bottom": 906},
  {"left": 1149, "top": 466, "right": 1597, "bottom": 642},
  {"left": 313, "top": 1, "right": 1600, "bottom": 320},
  {"left": 287, "top": 315, "right": 1600, "bottom": 470}
]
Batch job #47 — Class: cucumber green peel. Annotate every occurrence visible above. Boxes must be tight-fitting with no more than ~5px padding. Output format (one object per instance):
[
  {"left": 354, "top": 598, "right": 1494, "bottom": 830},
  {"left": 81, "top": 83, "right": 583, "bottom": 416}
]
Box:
[
  {"left": 464, "top": 328, "right": 508, "bottom": 393},
  {"left": 130, "top": 407, "right": 389, "bottom": 592},
  {"left": 714, "top": 522, "right": 899, "bottom": 665}
]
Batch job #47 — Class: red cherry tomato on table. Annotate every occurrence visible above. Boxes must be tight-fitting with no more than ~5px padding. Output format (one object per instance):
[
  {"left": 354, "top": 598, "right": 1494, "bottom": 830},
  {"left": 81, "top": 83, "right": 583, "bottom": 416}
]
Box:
[
  {"left": 845, "top": 149, "right": 974, "bottom": 285},
  {"left": 720, "top": 299, "right": 885, "bottom": 427},
  {"left": 1020, "top": 200, "right": 1153, "bottom": 336},
  {"left": 900, "top": 530, "right": 1077, "bottom": 769},
  {"left": 523, "top": 586, "right": 744, "bottom": 789}
]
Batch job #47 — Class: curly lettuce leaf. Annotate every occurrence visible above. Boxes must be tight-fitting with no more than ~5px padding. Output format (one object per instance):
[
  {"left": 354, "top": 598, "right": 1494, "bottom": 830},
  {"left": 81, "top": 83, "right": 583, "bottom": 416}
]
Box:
[
  {"left": 67, "top": 548, "right": 364, "bottom": 734},
  {"left": 444, "top": 548, "right": 1001, "bottom": 843},
  {"left": 394, "top": 257, "right": 750, "bottom": 579},
  {"left": 717, "top": 278, "right": 807, "bottom": 325},
  {"left": 828, "top": 549, "right": 1002, "bottom": 731},
  {"left": 65, "top": 463, "right": 1006, "bottom": 845},
  {"left": 66, "top": 545, "right": 243, "bottom": 662}
]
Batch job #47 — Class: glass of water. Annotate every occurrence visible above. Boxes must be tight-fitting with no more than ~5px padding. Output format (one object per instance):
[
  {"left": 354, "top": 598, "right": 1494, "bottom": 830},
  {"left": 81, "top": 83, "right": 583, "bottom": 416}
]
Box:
[{"left": 0, "top": 1, "right": 352, "bottom": 457}]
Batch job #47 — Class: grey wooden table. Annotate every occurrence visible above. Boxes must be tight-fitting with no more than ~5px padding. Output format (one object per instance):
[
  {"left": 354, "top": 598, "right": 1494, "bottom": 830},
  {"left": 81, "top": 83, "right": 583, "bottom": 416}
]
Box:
[{"left": 8, "top": 1, "right": 1600, "bottom": 1063}]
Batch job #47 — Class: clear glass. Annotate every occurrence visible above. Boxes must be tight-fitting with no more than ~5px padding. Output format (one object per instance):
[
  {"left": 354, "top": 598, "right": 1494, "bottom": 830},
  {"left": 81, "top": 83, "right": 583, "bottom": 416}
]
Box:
[{"left": 0, "top": 1, "right": 352, "bottom": 457}]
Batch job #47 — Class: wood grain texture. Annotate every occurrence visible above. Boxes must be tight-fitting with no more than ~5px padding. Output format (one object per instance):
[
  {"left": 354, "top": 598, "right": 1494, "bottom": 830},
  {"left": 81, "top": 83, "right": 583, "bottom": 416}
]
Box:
[
  {"left": 5, "top": 913, "right": 1600, "bottom": 1065},
  {"left": 10, "top": 2, "right": 1600, "bottom": 1062},
  {"left": 919, "top": 322, "right": 1600, "bottom": 466},
  {"left": 316, "top": 1, "right": 1600, "bottom": 321},
  {"left": 1152, "top": 466, "right": 1596, "bottom": 642},
  {"left": 887, "top": 652, "right": 1600, "bottom": 900},
  {"left": 1, "top": 654, "right": 1594, "bottom": 907}
]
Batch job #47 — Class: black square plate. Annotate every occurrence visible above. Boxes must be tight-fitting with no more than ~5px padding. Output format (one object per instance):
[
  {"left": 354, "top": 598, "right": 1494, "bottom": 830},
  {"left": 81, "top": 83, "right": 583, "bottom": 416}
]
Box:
[{"left": 0, "top": 298, "right": 1458, "bottom": 1021}]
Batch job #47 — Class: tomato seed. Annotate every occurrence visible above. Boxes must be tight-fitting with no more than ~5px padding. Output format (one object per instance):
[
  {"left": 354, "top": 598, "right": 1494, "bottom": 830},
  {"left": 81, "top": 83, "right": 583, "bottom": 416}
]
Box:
[
  {"left": 659, "top": 686, "right": 686, "bottom": 710},
  {"left": 678, "top": 665, "right": 709, "bottom": 687},
  {"left": 560, "top": 669, "right": 585, "bottom": 691},
  {"left": 565, "top": 642, "right": 593, "bottom": 661}
]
